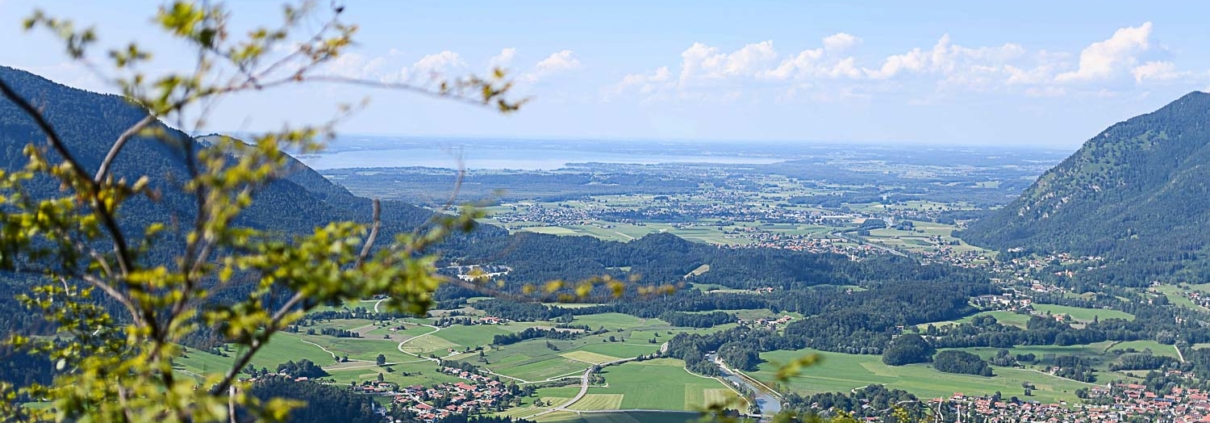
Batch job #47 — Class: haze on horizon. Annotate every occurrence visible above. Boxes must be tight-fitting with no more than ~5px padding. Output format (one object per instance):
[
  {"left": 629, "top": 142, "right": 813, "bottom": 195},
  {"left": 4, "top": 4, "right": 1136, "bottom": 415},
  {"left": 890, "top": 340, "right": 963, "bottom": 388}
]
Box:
[{"left": 2, "top": 0, "right": 1209, "bottom": 148}]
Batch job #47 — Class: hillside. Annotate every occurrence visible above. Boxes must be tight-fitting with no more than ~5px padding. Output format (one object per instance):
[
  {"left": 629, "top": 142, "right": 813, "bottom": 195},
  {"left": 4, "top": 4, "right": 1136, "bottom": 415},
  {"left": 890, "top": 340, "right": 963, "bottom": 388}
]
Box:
[
  {"left": 0, "top": 66, "right": 436, "bottom": 240},
  {"left": 0, "top": 66, "right": 442, "bottom": 336},
  {"left": 959, "top": 91, "right": 1210, "bottom": 285}
]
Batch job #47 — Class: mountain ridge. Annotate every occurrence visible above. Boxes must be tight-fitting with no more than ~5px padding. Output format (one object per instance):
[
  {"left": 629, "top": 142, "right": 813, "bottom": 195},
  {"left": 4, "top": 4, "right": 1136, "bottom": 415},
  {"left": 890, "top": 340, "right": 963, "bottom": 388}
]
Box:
[{"left": 959, "top": 90, "right": 1210, "bottom": 285}]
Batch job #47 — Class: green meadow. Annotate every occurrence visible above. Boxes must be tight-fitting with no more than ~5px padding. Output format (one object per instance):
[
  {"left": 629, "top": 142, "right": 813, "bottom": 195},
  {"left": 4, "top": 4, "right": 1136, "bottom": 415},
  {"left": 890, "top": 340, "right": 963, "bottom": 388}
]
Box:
[
  {"left": 538, "top": 359, "right": 739, "bottom": 412},
  {"left": 752, "top": 348, "right": 1092, "bottom": 404}
]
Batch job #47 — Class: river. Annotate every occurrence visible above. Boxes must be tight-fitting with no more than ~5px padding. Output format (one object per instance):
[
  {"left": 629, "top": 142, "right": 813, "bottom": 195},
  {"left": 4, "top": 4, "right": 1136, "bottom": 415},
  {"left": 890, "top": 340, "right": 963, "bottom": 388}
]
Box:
[{"left": 707, "top": 353, "right": 782, "bottom": 417}]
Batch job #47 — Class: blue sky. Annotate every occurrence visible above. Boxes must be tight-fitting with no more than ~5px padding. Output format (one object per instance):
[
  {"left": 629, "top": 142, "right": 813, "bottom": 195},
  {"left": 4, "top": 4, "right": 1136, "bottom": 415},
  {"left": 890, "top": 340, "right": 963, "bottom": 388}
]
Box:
[{"left": 2, "top": 0, "right": 1209, "bottom": 148}]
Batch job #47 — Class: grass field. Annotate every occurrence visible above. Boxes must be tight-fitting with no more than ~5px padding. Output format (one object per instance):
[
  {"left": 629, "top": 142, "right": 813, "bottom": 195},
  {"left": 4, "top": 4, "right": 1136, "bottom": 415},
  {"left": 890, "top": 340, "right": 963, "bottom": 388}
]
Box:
[
  {"left": 532, "top": 411, "right": 702, "bottom": 423},
  {"left": 918, "top": 310, "right": 1031, "bottom": 330},
  {"left": 458, "top": 311, "right": 711, "bottom": 382},
  {"left": 1107, "top": 340, "right": 1180, "bottom": 358},
  {"left": 434, "top": 324, "right": 532, "bottom": 347},
  {"left": 1152, "top": 284, "right": 1208, "bottom": 311},
  {"left": 1032, "top": 304, "right": 1134, "bottom": 322},
  {"left": 545, "top": 359, "right": 737, "bottom": 411},
  {"left": 952, "top": 342, "right": 1116, "bottom": 365},
  {"left": 498, "top": 356, "right": 588, "bottom": 381},
  {"left": 567, "top": 394, "right": 625, "bottom": 411},
  {"left": 578, "top": 342, "right": 661, "bottom": 358},
  {"left": 176, "top": 332, "right": 343, "bottom": 373},
  {"left": 753, "top": 348, "right": 1091, "bottom": 404},
  {"left": 574, "top": 313, "right": 665, "bottom": 330},
  {"left": 563, "top": 350, "right": 623, "bottom": 364},
  {"left": 961, "top": 311, "right": 1032, "bottom": 328},
  {"left": 325, "top": 359, "right": 462, "bottom": 387}
]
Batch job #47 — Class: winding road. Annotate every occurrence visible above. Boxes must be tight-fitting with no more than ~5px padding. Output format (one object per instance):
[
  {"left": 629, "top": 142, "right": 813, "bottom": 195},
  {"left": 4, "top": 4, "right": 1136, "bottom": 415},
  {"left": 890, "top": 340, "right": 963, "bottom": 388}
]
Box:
[
  {"left": 519, "top": 342, "right": 669, "bottom": 420},
  {"left": 396, "top": 323, "right": 444, "bottom": 362}
]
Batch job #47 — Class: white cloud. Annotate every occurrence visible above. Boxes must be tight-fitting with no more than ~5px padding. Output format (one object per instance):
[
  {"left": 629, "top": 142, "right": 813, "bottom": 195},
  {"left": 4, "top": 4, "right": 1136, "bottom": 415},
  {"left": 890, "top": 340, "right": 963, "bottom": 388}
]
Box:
[
  {"left": 326, "top": 53, "right": 386, "bottom": 79},
  {"left": 522, "top": 50, "right": 583, "bottom": 83},
  {"left": 609, "top": 22, "right": 1204, "bottom": 103},
  {"left": 863, "top": 35, "right": 1027, "bottom": 81},
  {"left": 1055, "top": 22, "right": 1152, "bottom": 83},
  {"left": 488, "top": 48, "right": 518, "bottom": 70},
  {"left": 411, "top": 51, "right": 466, "bottom": 79},
  {"left": 760, "top": 33, "right": 869, "bottom": 81},
  {"left": 612, "top": 66, "right": 673, "bottom": 95},
  {"left": 823, "top": 33, "right": 861, "bottom": 51},
  {"left": 1132, "top": 61, "right": 1185, "bottom": 83},
  {"left": 679, "top": 41, "right": 778, "bottom": 86}
]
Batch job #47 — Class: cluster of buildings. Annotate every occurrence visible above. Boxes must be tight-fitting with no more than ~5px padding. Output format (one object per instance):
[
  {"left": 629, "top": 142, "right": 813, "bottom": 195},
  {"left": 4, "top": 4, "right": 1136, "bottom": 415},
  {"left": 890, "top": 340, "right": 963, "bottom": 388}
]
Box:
[
  {"left": 491, "top": 203, "right": 592, "bottom": 227},
  {"left": 393, "top": 367, "right": 512, "bottom": 422},
  {"left": 1168, "top": 287, "right": 1210, "bottom": 309},
  {"left": 938, "top": 383, "right": 1210, "bottom": 422},
  {"left": 737, "top": 314, "right": 794, "bottom": 329},
  {"left": 743, "top": 231, "right": 883, "bottom": 258},
  {"left": 971, "top": 292, "right": 1033, "bottom": 311}
]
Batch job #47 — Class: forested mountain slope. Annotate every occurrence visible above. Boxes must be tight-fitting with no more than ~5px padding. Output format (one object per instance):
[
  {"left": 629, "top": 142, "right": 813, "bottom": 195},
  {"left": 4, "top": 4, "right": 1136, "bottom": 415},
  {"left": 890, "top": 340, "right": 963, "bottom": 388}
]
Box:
[
  {"left": 959, "top": 91, "right": 1210, "bottom": 285},
  {"left": 0, "top": 66, "right": 434, "bottom": 238},
  {"left": 0, "top": 66, "right": 440, "bottom": 336}
]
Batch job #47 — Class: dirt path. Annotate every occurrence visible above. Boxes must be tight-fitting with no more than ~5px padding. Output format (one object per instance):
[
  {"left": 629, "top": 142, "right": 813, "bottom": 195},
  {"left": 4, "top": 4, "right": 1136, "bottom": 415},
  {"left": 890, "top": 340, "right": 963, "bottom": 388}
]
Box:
[
  {"left": 396, "top": 324, "right": 443, "bottom": 361},
  {"left": 520, "top": 342, "right": 668, "bottom": 420}
]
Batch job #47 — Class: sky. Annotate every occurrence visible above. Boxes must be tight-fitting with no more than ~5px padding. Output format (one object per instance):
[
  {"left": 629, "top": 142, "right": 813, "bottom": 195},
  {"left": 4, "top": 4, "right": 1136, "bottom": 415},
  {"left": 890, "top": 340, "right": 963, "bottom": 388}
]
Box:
[{"left": 2, "top": 0, "right": 1210, "bottom": 148}]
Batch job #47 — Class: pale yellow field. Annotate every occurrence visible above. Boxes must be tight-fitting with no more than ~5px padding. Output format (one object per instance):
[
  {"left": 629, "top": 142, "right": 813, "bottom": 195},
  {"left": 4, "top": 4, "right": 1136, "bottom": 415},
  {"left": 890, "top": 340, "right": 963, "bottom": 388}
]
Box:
[
  {"left": 561, "top": 350, "right": 622, "bottom": 364},
  {"left": 567, "top": 394, "right": 624, "bottom": 410}
]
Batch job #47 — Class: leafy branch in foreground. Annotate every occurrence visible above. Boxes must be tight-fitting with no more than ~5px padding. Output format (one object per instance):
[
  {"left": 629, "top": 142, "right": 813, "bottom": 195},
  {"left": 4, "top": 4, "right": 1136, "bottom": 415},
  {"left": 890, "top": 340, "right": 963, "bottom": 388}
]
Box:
[
  {"left": 0, "top": 1, "right": 831, "bottom": 422},
  {"left": 0, "top": 1, "right": 527, "bottom": 421}
]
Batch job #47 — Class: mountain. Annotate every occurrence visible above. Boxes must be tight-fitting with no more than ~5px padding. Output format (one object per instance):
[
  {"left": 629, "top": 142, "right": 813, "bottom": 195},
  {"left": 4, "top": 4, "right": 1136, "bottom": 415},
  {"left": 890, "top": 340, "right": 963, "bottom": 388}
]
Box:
[
  {"left": 0, "top": 66, "right": 436, "bottom": 242},
  {"left": 959, "top": 91, "right": 1210, "bottom": 285},
  {"left": 0, "top": 66, "right": 446, "bottom": 339}
]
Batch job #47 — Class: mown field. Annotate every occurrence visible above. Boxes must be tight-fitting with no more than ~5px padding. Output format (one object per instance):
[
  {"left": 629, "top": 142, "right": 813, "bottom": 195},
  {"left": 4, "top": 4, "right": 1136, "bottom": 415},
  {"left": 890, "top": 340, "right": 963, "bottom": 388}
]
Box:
[
  {"left": 1147, "top": 284, "right": 1205, "bottom": 311},
  {"left": 1031, "top": 304, "right": 1135, "bottom": 322},
  {"left": 751, "top": 348, "right": 1093, "bottom": 404},
  {"left": 462, "top": 313, "right": 703, "bottom": 382},
  {"left": 918, "top": 310, "right": 1033, "bottom": 329},
  {"left": 538, "top": 359, "right": 739, "bottom": 412},
  {"left": 531, "top": 411, "right": 704, "bottom": 423},
  {"left": 172, "top": 296, "right": 1156, "bottom": 416}
]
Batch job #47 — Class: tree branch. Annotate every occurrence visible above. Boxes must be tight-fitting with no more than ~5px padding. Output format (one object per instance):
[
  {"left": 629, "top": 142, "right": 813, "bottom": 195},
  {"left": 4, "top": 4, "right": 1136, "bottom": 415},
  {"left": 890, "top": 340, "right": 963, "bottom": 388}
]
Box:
[
  {"left": 95, "top": 114, "right": 156, "bottom": 183},
  {"left": 356, "top": 198, "right": 381, "bottom": 268},
  {"left": 0, "top": 75, "right": 136, "bottom": 277},
  {"left": 211, "top": 290, "right": 307, "bottom": 395}
]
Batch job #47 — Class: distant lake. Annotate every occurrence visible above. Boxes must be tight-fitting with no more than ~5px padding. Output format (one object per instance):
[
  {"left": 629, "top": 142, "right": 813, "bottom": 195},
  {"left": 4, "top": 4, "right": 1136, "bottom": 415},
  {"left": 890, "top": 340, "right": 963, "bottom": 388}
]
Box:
[{"left": 296, "top": 147, "right": 784, "bottom": 170}]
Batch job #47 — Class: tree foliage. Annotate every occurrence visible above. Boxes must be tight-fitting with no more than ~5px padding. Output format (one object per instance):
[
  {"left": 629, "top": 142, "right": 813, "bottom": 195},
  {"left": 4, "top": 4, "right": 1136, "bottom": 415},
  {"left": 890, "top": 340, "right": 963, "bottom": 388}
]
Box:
[
  {"left": 880, "top": 334, "right": 934, "bottom": 366},
  {"left": 0, "top": 2, "right": 525, "bottom": 421}
]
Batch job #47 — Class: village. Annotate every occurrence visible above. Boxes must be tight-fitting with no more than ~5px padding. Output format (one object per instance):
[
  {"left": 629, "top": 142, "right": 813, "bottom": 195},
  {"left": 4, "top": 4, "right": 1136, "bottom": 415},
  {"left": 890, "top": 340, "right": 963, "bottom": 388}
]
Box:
[
  {"left": 936, "top": 382, "right": 1210, "bottom": 422},
  {"left": 392, "top": 366, "right": 517, "bottom": 422}
]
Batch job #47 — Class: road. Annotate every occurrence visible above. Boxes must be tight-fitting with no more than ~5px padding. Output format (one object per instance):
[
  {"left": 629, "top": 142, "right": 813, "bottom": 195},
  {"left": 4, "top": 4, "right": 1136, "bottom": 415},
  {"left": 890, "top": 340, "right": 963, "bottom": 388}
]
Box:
[
  {"left": 396, "top": 324, "right": 443, "bottom": 362},
  {"left": 520, "top": 342, "right": 668, "bottom": 420}
]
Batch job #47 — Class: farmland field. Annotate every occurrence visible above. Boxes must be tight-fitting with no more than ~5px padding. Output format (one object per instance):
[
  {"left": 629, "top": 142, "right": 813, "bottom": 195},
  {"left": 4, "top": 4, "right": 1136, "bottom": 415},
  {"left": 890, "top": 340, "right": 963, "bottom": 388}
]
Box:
[
  {"left": 1032, "top": 304, "right": 1135, "bottom": 321},
  {"left": 562, "top": 350, "right": 623, "bottom": 364},
  {"left": 433, "top": 323, "right": 537, "bottom": 347},
  {"left": 532, "top": 411, "right": 702, "bottom": 423},
  {"left": 1107, "top": 340, "right": 1180, "bottom": 358},
  {"left": 541, "top": 359, "right": 739, "bottom": 411},
  {"left": 752, "top": 348, "right": 1092, "bottom": 404}
]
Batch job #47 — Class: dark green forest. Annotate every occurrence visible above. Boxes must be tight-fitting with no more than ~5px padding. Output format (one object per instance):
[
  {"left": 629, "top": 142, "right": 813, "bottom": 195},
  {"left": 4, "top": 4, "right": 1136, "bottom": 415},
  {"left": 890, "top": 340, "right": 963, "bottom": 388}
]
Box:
[{"left": 960, "top": 91, "right": 1210, "bottom": 285}]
